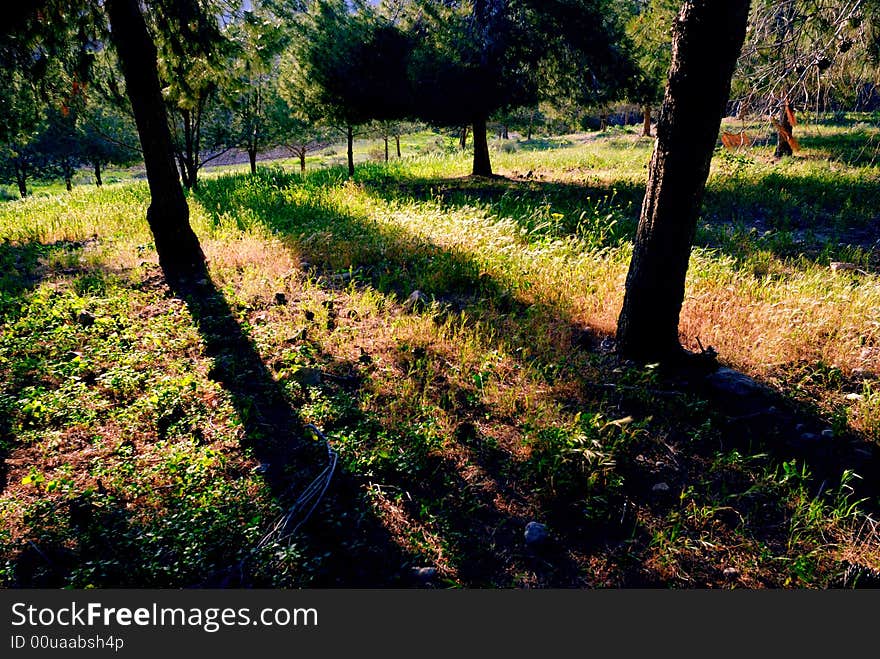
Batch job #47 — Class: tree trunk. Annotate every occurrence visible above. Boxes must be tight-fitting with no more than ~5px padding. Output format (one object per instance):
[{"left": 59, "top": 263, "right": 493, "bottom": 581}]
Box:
[
  {"left": 396, "top": 134, "right": 401, "bottom": 158},
  {"left": 248, "top": 148, "right": 257, "bottom": 175},
  {"left": 106, "top": 0, "right": 205, "bottom": 287},
  {"left": 94, "top": 161, "right": 103, "bottom": 187},
  {"left": 347, "top": 124, "right": 354, "bottom": 177},
  {"left": 472, "top": 117, "right": 492, "bottom": 177},
  {"left": 600, "top": 111, "right": 608, "bottom": 131},
  {"left": 774, "top": 104, "right": 793, "bottom": 158},
  {"left": 527, "top": 110, "right": 534, "bottom": 141},
  {"left": 616, "top": 0, "right": 751, "bottom": 363},
  {"left": 501, "top": 125, "right": 509, "bottom": 140},
  {"left": 459, "top": 125, "right": 469, "bottom": 150},
  {"left": 299, "top": 151, "right": 306, "bottom": 174},
  {"left": 384, "top": 135, "right": 389, "bottom": 163},
  {"left": 642, "top": 105, "right": 652, "bottom": 137},
  {"left": 16, "top": 169, "right": 27, "bottom": 198},
  {"left": 65, "top": 174, "right": 72, "bottom": 192}
]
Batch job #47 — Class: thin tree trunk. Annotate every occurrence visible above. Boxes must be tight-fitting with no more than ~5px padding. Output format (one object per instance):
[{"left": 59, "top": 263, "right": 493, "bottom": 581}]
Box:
[
  {"left": 65, "top": 174, "right": 72, "bottom": 192},
  {"left": 472, "top": 117, "right": 492, "bottom": 177},
  {"left": 501, "top": 125, "right": 509, "bottom": 140},
  {"left": 384, "top": 135, "right": 389, "bottom": 162},
  {"left": 347, "top": 124, "right": 354, "bottom": 177},
  {"left": 459, "top": 125, "right": 469, "bottom": 150},
  {"left": 16, "top": 169, "right": 27, "bottom": 198},
  {"left": 774, "top": 104, "right": 793, "bottom": 158},
  {"left": 106, "top": 0, "right": 205, "bottom": 286},
  {"left": 248, "top": 148, "right": 257, "bottom": 175},
  {"left": 642, "top": 106, "right": 652, "bottom": 137},
  {"left": 94, "top": 161, "right": 103, "bottom": 187},
  {"left": 396, "top": 134, "right": 401, "bottom": 158},
  {"left": 299, "top": 151, "right": 306, "bottom": 174},
  {"left": 616, "top": 0, "right": 751, "bottom": 363},
  {"left": 527, "top": 110, "right": 534, "bottom": 140}
]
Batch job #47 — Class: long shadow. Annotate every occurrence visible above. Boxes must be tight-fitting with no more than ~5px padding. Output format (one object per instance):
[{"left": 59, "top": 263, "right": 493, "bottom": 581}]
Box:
[
  {"left": 1, "top": 238, "right": 415, "bottom": 587},
  {"left": 170, "top": 276, "right": 418, "bottom": 586},
  {"left": 196, "top": 170, "right": 880, "bottom": 586}
]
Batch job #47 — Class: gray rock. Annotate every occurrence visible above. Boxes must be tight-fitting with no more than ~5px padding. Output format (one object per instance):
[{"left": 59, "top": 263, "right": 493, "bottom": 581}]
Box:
[
  {"left": 821, "top": 429, "right": 835, "bottom": 439},
  {"left": 705, "top": 368, "right": 768, "bottom": 398},
  {"left": 845, "top": 393, "right": 863, "bottom": 402},
  {"left": 292, "top": 367, "right": 322, "bottom": 388},
  {"left": 722, "top": 567, "right": 739, "bottom": 580},
  {"left": 652, "top": 482, "right": 670, "bottom": 494},
  {"left": 404, "top": 290, "right": 429, "bottom": 311},
  {"left": 524, "top": 521, "right": 549, "bottom": 546},
  {"left": 411, "top": 567, "right": 438, "bottom": 582}
]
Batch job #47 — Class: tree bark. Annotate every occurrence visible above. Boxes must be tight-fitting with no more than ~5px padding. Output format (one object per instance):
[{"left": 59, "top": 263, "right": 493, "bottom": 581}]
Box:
[
  {"left": 501, "top": 125, "right": 509, "bottom": 140},
  {"left": 774, "top": 105, "right": 793, "bottom": 158},
  {"left": 396, "top": 134, "right": 401, "bottom": 158},
  {"left": 299, "top": 151, "right": 306, "bottom": 174},
  {"left": 16, "top": 169, "right": 27, "bottom": 198},
  {"left": 459, "top": 125, "right": 469, "bottom": 150},
  {"left": 248, "top": 148, "right": 257, "bottom": 175},
  {"left": 472, "top": 117, "right": 492, "bottom": 177},
  {"left": 346, "top": 124, "right": 354, "bottom": 177},
  {"left": 616, "top": 0, "right": 751, "bottom": 363},
  {"left": 527, "top": 110, "right": 534, "bottom": 140},
  {"left": 94, "top": 161, "right": 103, "bottom": 187},
  {"left": 642, "top": 105, "right": 652, "bottom": 137},
  {"left": 106, "top": 0, "right": 205, "bottom": 287},
  {"left": 65, "top": 174, "right": 72, "bottom": 192},
  {"left": 384, "top": 135, "right": 389, "bottom": 162}
]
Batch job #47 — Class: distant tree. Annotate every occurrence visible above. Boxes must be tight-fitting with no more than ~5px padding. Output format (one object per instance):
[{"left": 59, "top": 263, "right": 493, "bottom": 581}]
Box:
[
  {"left": 616, "top": 0, "right": 752, "bottom": 362},
  {"left": 625, "top": 0, "right": 679, "bottom": 136},
  {"left": 0, "top": 69, "right": 45, "bottom": 198},
  {"left": 290, "top": 0, "right": 414, "bottom": 176},
  {"left": 407, "top": 0, "right": 633, "bottom": 176}
]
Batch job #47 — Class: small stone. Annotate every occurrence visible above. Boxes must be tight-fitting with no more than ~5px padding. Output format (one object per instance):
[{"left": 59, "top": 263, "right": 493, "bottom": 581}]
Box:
[
  {"left": 524, "top": 521, "right": 549, "bottom": 546},
  {"left": 404, "top": 290, "right": 429, "bottom": 311},
  {"left": 274, "top": 292, "right": 288, "bottom": 305},
  {"left": 705, "top": 367, "right": 768, "bottom": 398},
  {"left": 652, "top": 482, "right": 670, "bottom": 493},
  {"left": 411, "top": 567, "right": 438, "bottom": 582},
  {"left": 845, "top": 393, "right": 863, "bottom": 402},
  {"left": 722, "top": 567, "right": 739, "bottom": 580},
  {"left": 292, "top": 367, "right": 322, "bottom": 388},
  {"left": 821, "top": 429, "right": 835, "bottom": 439},
  {"left": 76, "top": 310, "right": 95, "bottom": 327}
]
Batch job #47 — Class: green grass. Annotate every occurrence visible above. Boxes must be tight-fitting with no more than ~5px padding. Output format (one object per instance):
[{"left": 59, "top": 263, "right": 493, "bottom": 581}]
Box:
[{"left": 1, "top": 119, "right": 879, "bottom": 588}]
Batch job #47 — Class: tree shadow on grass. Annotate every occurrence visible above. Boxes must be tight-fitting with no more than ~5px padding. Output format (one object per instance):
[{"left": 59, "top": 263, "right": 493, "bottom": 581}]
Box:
[
  {"left": 0, "top": 238, "right": 417, "bottom": 587},
  {"left": 196, "top": 170, "right": 880, "bottom": 586}
]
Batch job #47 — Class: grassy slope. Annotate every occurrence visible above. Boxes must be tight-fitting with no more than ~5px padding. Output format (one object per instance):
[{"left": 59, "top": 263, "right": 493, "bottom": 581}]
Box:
[{"left": 1, "top": 121, "right": 879, "bottom": 588}]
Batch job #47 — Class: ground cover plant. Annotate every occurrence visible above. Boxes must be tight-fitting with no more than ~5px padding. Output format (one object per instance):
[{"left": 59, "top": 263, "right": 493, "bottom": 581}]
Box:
[{"left": 1, "top": 120, "right": 880, "bottom": 588}]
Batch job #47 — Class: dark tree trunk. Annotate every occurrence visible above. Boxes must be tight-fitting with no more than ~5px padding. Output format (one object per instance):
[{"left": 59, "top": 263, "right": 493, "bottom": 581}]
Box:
[
  {"left": 501, "top": 125, "right": 509, "bottom": 140},
  {"left": 347, "top": 124, "right": 354, "bottom": 177},
  {"left": 94, "top": 161, "right": 103, "bottom": 187},
  {"left": 774, "top": 105, "right": 793, "bottom": 158},
  {"left": 65, "top": 174, "right": 72, "bottom": 192},
  {"left": 248, "top": 148, "right": 257, "bottom": 175},
  {"left": 472, "top": 117, "right": 492, "bottom": 177},
  {"left": 106, "top": 0, "right": 205, "bottom": 286},
  {"left": 299, "top": 151, "right": 306, "bottom": 174},
  {"left": 459, "top": 125, "right": 469, "bottom": 150},
  {"left": 16, "top": 169, "right": 27, "bottom": 198},
  {"left": 384, "top": 135, "right": 389, "bottom": 162},
  {"left": 616, "top": 0, "right": 751, "bottom": 363},
  {"left": 642, "top": 106, "right": 652, "bottom": 137},
  {"left": 599, "top": 111, "right": 608, "bottom": 131},
  {"left": 395, "top": 134, "right": 401, "bottom": 158}
]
